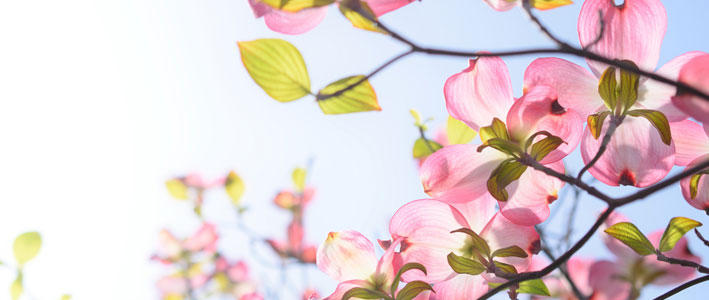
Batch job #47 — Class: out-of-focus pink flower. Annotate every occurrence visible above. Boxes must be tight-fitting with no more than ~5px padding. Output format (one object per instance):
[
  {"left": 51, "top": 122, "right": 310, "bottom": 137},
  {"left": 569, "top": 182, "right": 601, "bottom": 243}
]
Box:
[
  {"left": 153, "top": 223, "right": 219, "bottom": 263},
  {"left": 482, "top": 0, "right": 571, "bottom": 12},
  {"left": 273, "top": 187, "right": 315, "bottom": 210},
  {"left": 525, "top": 0, "right": 708, "bottom": 187},
  {"left": 183, "top": 173, "right": 226, "bottom": 189},
  {"left": 302, "top": 288, "right": 321, "bottom": 300},
  {"left": 247, "top": 0, "right": 415, "bottom": 35},
  {"left": 670, "top": 119, "right": 709, "bottom": 211},
  {"left": 317, "top": 231, "right": 415, "bottom": 299},
  {"left": 388, "top": 197, "right": 539, "bottom": 286},
  {"left": 672, "top": 54, "right": 709, "bottom": 124}
]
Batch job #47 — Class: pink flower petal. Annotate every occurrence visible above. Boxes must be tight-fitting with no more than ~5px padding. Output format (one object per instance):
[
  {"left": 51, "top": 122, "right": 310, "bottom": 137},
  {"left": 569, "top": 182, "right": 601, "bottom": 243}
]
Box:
[
  {"left": 580, "top": 116, "right": 674, "bottom": 187},
  {"left": 248, "top": 0, "right": 271, "bottom": 18},
  {"left": 183, "top": 222, "right": 219, "bottom": 253},
  {"left": 365, "top": 0, "right": 414, "bottom": 16},
  {"left": 588, "top": 260, "right": 631, "bottom": 300},
  {"left": 524, "top": 57, "right": 603, "bottom": 117},
  {"left": 323, "top": 279, "right": 370, "bottom": 300},
  {"left": 670, "top": 120, "right": 709, "bottom": 166},
  {"left": 506, "top": 85, "right": 584, "bottom": 164},
  {"left": 375, "top": 238, "right": 405, "bottom": 286},
  {"left": 428, "top": 274, "right": 489, "bottom": 299},
  {"left": 646, "top": 231, "right": 701, "bottom": 285},
  {"left": 228, "top": 260, "right": 251, "bottom": 282},
  {"left": 389, "top": 199, "right": 469, "bottom": 283},
  {"left": 672, "top": 54, "right": 709, "bottom": 124},
  {"left": 639, "top": 51, "right": 707, "bottom": 122},
  {"left": 288, "top": 221, "right": 304, "bottom": 251},
  {"left": 578, "top": 0, "right": 667, "bottom": 76},
  {"left": 444, "top": 57, "right": 514, "bottom": 131},
  {"left": 316, "top": 230, "right": 378, "bottom": 282},
  {"left": 680, "top": 154, "right": 709, "bottom": 211},
  {"left": 498, "top": 160, "right": 565, "bottom": 226},
  {"left": 480, "top": 213, "right": 539, "bottom": 281},
  {"left": 482, "top": 0, "right": 519, "bottom": 11},
  {"left": 420, "top": 144, "right": 507, "bottom": 201},
  {"left": 263, "top": 7, "right": 328, "bottom": 35},
  {"left": 156, "top": 276, "right": 187, "bottom": 295},
  {"left": 157, "top": 229, "right": 182, "bottom": 259},
  {"left": 448, "top": 193, "right": 497, "bottom": 233}
]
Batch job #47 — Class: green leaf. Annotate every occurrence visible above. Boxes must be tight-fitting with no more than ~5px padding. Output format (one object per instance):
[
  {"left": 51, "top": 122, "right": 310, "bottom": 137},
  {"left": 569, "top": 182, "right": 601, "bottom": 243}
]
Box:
[
  {"left": 258, "top": 0, "right": 335, "bottom": 12},
  {"left": 339, "top": 0, "right": 383, "bottom": 33},
  {"left": 604, "top": 222, "right": 655, "bottom": 256},
  {"left": 487, "top": 159, "right": 528, "bottom": 201},
  {"left": 477, "top": 138, "right": 522, "bottom": 157},
  {"left": 316, "top": 75, "right": 381, "bottom": 114},
  {"left": 587, "top": 111, "right": 611, "bottom": 139},
  {"left": 617, "top": 60, "right": 640, "bottom": 113},
  {"left": 342, "top": 287, "right": 390, "bottom": 299},
  {"left": 598, "top": 67, "right": 618, "bottom": 111},
  {"left": 60, "top": 295, "right": 72, "bottom": 300},
  {"left": 451, "top": 228, "right": 491, "bottom": 258},
  {"left": 479, "top": 118, "right": 509, "bottom": 144},
  {"left": 391, "top": 263, "right": 427, "bottom": 296},
  {"left": 292, "top": 167, "right": 307, "bottom": 191},
  {"left": 10, "top": 273, "right": 22, "bottom": 300},
  {"left": 238, "top": 39, "right": 311, "bottom": 102},
  {"left": 518, "top": 278, "right": 551, "bottom": 296},
  {"left": 396, "top": 281, "right": 434, "bottom": 300},
  {"left": 491, "top": 246, "right": 528, "bottom": 259},
  {"left": 165, "top": 178, "right": 189, "bottom": 200},
  {"left": 627, "top": 109, "right": 671, "bottom": 145},
  {"left": 409, "top": 109, "right": 423, "bottom": 127},
  {"left": 446, "top": 116, "right": 477, "bottom": 145},
  {"left": 225, "top": 171, "right": 245, "bottom": 206},
  {"left": 690, "top": 173, "right": 706, "bottom": 199},
  {"left": 530, "top": 0, "right": 573, "bottom": 10},
  {"left": 493, "top": 260, "right": 518, "bottom": 275},
  {"left": 447, "top": 253, "right": 486, "bottom": 275},
  {"left": 659, "top": 217, "right": 703, "bottom": 252},
  {"left": 529, "top": 135, "right": 563, "bottom": 161},
  {"left": 14, "top": 232, "right": 41, "bottom": 266},
  {"left": 412, "top": 138, "right": 443, "bottom": 159}
]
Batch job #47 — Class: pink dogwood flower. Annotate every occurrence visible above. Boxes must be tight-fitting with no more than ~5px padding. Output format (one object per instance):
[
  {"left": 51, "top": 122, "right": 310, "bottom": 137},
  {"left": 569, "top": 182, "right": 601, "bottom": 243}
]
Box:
[
  {"left": 670, "top": 119, "right": 709, "bottom": 211},
  {"left": 672, "top": 54, "right": 709, "bottom": 124},
  {"left": 153, "top": 223, "right": 219, "bottom": 264},
  {"left": 529, "top": 256, "right": 593, "bottom": 300},
  {"left": 524, "top": 0, "right": 708, "bottom": 187},
  {"left": 590, "top": 212, "right": 703, "bottom": 299},
  {"left": 247, "top": 0, "right": 415, "bottom": 35},
  {"left": 432, "top": 55, "right": 582, "bottom": 225},
  {"left": 387, "top": 196, "right": 539, "bottom": 293},
  {"left": 483, "top": 0, "right": 572, "bottom": 12}
]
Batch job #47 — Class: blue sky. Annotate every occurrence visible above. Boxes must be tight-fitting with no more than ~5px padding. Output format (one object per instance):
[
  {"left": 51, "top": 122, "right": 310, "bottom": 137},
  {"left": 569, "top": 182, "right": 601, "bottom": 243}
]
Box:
[{"left": 0, "top": 0, "right": 708, "bottom": 299}]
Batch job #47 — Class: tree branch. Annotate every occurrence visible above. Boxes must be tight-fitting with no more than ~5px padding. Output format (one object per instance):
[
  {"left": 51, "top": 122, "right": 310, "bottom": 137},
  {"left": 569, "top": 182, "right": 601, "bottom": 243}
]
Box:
[
  {"left": 694, "top": 229, "right": 709, "bottom": 248},
  {"left": 653, "top": 275, "right": 709, "bottom": 300},
  {"left": 656, "top": 250, "right": 709, "bottom": 274}
]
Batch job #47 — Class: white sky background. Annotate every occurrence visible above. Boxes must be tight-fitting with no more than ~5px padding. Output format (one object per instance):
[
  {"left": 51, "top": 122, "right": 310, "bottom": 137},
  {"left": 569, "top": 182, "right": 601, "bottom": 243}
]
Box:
[{"left": 0, "top": 0, "right": 708, "bottom": 299}]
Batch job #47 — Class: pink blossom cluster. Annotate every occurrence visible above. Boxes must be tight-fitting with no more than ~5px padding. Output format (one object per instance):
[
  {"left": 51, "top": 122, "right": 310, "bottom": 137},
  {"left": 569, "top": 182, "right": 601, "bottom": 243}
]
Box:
[{"left": 266, "top": 187, "right": 319, "bottom": 264}]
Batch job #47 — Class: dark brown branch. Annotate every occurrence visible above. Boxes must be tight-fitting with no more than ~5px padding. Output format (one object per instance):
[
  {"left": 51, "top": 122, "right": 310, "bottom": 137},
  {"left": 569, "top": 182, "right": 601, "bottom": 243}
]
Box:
[
  {"left": 694, "top": 229, "right": 709, "bottom": 248},
  {"left": 653, "top": 275, "right": 709, "bottom": 300},
  {"left": 656, "top": 250, "right": 709, "bottom": 274},
  {"left": 521, "top": 0, "right": 573, "bottom": 49},
  {"left": 520, "top": 155, "right": 614, "bottom": 203},
  {"left": 537, "top": 232, "right": 588, "bottom": 300},
  {"left": 614, "top": 158, "right": 709, "bottom": 206}
]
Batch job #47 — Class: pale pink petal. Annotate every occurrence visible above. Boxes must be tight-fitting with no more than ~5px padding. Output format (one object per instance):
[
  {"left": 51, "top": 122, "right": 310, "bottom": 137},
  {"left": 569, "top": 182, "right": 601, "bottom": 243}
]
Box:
[
  {"left": 157, "top": 229, "right": 182, "bottom": 259},
  {"left": 300, "top": 245, "right": 317, "bottom": 263},
  {"left": 506, "top": 85, "right": 584, "bottom": 164},
  {"left": 365, "top": 0, "right": 414, "bottom": 16},
  {"left": 588, "top": 260, "right": 631, "bottom": 300},
  {"left": 302, "top": 288, "right": 321, "bottom": 300},
  {"left": 670, "top": 120, "right": 709, "bottom": 166},
  {"left": 482, "top": 0, "right": 519, "bottom": 12},
  {"left": 184, "top": 173, "right": 207, "bottom": 188},
  {"left": 274, "top": 190, "right": 297, "bottom": 209},
  {"left": 316, "top": 231, "right": 378, "bottom": 282},
  {"left": 240, "top": 293, "right": 265, "bottom": 300},
  {"left": 389, "top": 199, "right": 469, "bottom": 283},
  {"left": 578, "top": 0, "right": 667, "bottom": 76},
  {"left": 580, "top": 116, "right": 674, "bottom": 187},
  {"left": 448, "top": 193, "right": 497, "bottom": 233},
  {"left": 428, "top": 274, "right": 489, "bottom": 300},
  {"left": 263, "top": 7, "right": 328, "bottom": 35},
  {"left": 323, "top": 280, "right": 370, "bottom": 300},
  {"left": 444, "top": 57, "right": 514, "bottom": 131},
  {"left": 646, "top": 231, "right": 701, "bottom": 285},
  {"left": 183, "top": 222, "right": 219, "bottom": 253},
  {"left": 499, "top": 160, "right": 564, "bottom": 226},
  {"left": 480, "top": 213, "right": 540, "bottom": 282},
  {"left": 267, "top": 239, "right": 287, "bottom": 256},
  {"left": 156, "top": 276, "right": 187, "bottom": 295},
  {"left": 524, "top": 57, "right": 603, "bottom": 116},
  {"left": 375, "top": 238, "right": 405, "bottom": 285},
  {"left": 639, "top": 51, "right": 707, "bottom": 121},
  {"left": 248, "top": 0, "right": 271, "bottom": 18},
  {"left": 600, "top": 211, "right": 639, "bottom": 261},
  {"left": 672, "top": 54, "right": 709, "bottom": 124},
  {"left": 420, "top": 144, "right": 507, "bottom": 201},
  {"left": 228, "top": 260, "right": 251, "bottom": 282},
  {"left": 680, "top": 154, "right": 709, "bottom": 211},
  {"left": 566, "top": 257, "right": 594, "bottom": 296},
  {"left": 288, "top": 221, "right": 304, "bottom": 251}
]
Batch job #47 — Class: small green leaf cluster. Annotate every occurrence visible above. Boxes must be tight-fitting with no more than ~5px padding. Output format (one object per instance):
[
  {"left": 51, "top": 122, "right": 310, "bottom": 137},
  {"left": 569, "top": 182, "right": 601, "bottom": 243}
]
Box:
[
  {"left": 343, "top": 263, "right": 433, "bottom": 300},
  {"left": 604, "top": 217, "right": 702, "bottom": 255}
]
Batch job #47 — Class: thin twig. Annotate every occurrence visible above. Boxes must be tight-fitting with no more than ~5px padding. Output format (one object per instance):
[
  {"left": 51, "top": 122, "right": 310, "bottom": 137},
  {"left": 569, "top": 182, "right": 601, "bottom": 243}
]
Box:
[
  {"left": 537, "top": 230, "right": 588, "bottom": 300},
  {"left": 656, "top": 250, "right": 709, "bottom": 274},
  {"left": 577, "top": 115, "right": 623, "bottom": 180},
  {"left": 522, "top": 0, "right": 573, "bottom": 49},
  {"left": 653, "top": 275, "right": 709, "bottom": 300},
  {"left": 614, "top": 159, "right": 709, "bottom": 206},
  {"left": 694, "top": 229, "right": 709, "bottom": 248}
]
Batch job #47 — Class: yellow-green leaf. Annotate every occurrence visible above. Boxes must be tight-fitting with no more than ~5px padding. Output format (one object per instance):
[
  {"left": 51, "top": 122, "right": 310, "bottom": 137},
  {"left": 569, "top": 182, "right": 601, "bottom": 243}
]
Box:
[
  {"left": 479, "top": 118, "right": 509, "bottom": 144},
  {"left": 258, "top": 0, "right": 334, "bottom": 12},
  {"left": 598, "top": 67, "right": 618, "bottom": 111},
  {"left": 627, "top": 109, "right": 672, "bottom": 145},
  {"left": 413, "top": 138, "right": 443, "bottom": 159},
  {"left": 604, "top": 222, "right": 655, "bottom": 256},
  {"left": 410, "top": 109, "right": 423, "bottom": 127},
  {"left": 447, "top": 253, "right": 486, "bottom": 275},
  {"left": 487, "top": 159, "right": 527, "bottom": 201},
  {"left": 165, "top": 178, "right": 189, "bottom": 200},
  {"left": 225, "top": 171, "right": 245, "bottom": 206},
  {"left": 530, "top": 0, "right": 573, "bottom": 10},
  {"left": 617, "top": 60, "right": 640, "bottom": 113},
  {"left": 518, "top": 278, "right": 551, "bottom": 296},
  {"left": 587, "top": 111, "right": 611, "bottom": 139},
  {"left": 342, "top": 287, "right": 389, "bottom": 299},
  {"left": 292, "top": 167, "right": 307, "bottom": 191},
  {"left": 10, "top": 274, "right": 22, "bottom": 300},
  {"left": 446, "top": 116, "right": 477, "bottom": 145},
  {"left": 14, "top": 232, "right": 41, "bottom": 266},
  {"left": 396, "top": 281, "right": 434, "bottom": 300},
  {"left": 690, "top": 173, "right": 706, "bottom": 199},
  {"left": 659, "top": 217, "right": 703, "bottom": 252},
  {"left": 238, "top": 39, "right": 311, "bottom": 102},
  {"left": 60, "top": 295, "right": 72, "bottom": 300},
  {"left": 339, "top": 0, "right": 383, "bottom": 33},
  {"left": 493, "top": 260, "right": 518, "bottom": 275},
  {"left": 451, "top": 228, "right": 491, "bottom": 258},
  {"left": 530, "top": 135, "right": 564, "bottom": 161},
  {"left": 391, "top": 263, "right": 427, "bottom": 296},
  {"left": 491, "top": 246, "right": 528, "bottom": 258},
  {"left": 316, "top": 75, "right": 380, "bottom": 114}
]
